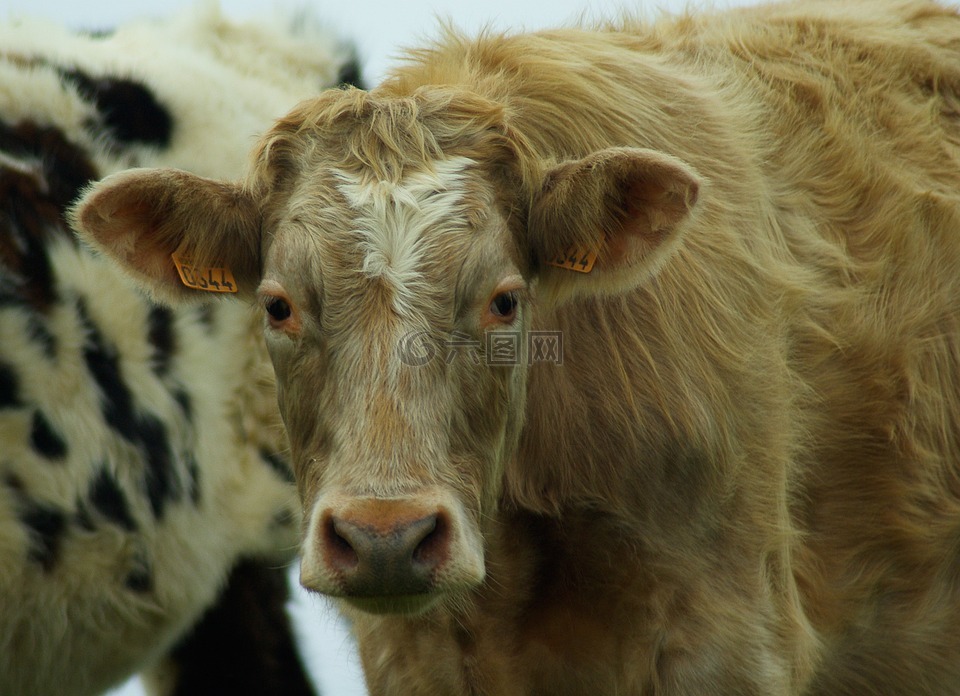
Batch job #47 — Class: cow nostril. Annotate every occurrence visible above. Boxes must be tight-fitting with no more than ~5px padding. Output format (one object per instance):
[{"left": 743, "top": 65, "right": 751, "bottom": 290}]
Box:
[
  {"left": 412, "top": 512, "right": 449, "bottom": 569},
  {"left": 319, "top": 507, "right": 455, "bottom": 596},
  {"left": 324, "top": 516, "right": 359, "bottom": 571}
]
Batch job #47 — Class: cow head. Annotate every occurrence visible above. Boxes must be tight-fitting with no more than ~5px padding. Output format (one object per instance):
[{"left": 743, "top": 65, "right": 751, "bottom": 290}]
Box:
[{"left": 71, "top": 87, "right": 700, "bottom": 615}]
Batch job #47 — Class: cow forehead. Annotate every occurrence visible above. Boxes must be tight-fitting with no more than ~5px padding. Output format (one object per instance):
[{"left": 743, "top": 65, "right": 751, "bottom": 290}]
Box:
[
  {"left": 322, "top": 156, "right": 490, "bottom": 317},
  {"left": 332, "top": 156, "right": 475, "bottom": 211}
]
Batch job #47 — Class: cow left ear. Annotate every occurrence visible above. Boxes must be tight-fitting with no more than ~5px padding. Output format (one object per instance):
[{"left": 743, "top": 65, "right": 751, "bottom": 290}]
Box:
[
  {"left": 527, "top": 147, "right": 700, "bottom": 304},
  {"left": 70, "top": 168, "right": 262, "bottom": 304}
]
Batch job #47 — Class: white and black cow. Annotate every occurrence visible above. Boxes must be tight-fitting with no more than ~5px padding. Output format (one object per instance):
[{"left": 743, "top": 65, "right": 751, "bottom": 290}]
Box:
[{"left": 0, "top": 7, "right": 360, "bottom": 695}]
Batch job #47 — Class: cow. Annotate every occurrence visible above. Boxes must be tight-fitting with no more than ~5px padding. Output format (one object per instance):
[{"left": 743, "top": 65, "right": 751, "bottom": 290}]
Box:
[
  {"left": 0, "top": 6, "right": 359, "bottom": 696},
  {"left": 73, "top": 0, "right": 960, "bottom": 694}
]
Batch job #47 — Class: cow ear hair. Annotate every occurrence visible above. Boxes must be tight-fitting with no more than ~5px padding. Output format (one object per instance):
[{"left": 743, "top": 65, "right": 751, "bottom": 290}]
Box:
[
  {"left": 70, "top": 168, "right": 261, "bottom": 303},
  {"left": 527, "top": 147, "right": 700, "bottom": 304}
]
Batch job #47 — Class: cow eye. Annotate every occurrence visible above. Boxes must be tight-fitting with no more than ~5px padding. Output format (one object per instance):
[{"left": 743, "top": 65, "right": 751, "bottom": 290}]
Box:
[
  {"left": 490, "top": 291, "right": 518, "bottom": 319},
  {"left": 265, "top": 297, "right": 292, "bottom": 323},
  {"left": 257, "top": 281, "right": 300, "bottom": 334}
]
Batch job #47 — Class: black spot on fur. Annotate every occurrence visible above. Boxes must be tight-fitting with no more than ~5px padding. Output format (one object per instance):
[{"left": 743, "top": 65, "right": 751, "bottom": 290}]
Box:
[
  {"left": 3, "top": 472, "right": 25, "bottom": 493},
  {"left": 61, "top": 69, "right": 173, "bottom": 148},
  {"left": 80, "top": 27, "right": 114, "bottom": 40},
  {"left": 0, "top": 362, "right": 20, "bottom": 408},
  {"left": 194, "top": 304, "right": 217, "bottom": 332},
  {"left": 168, "top": 561, "right": 316, "bottom": 696},
  {"left": 125, "top": 568, "right": 153, "bottom": 593},
  {"left": 25, "top": 314, "right": 57, "bottom": 357},
  {"left": 184, "top": 452, "right": 201, "bottom": 505},
  {"left": 139, "top": 416, "right": 180, "bottom": 518},
  {"left": 260, "top": 449, "right": 295, "bottom": 484},
  {"left": 30, "top": 411, "right": 67, "bottom": 460},
  {"left": 74, "top": 500, "right": 96, "bottom": 531},
  {"left": 77, "top": 298, "right": 135, "bottom": 434},
  {"left": 273, "top": 507, "right": 297, "bottom": 529},
  {"left": 172, "top": 387, "right": 192, "bottom": 421},
  {"left": 0, "top": 118, "right": 99, "bottom": 208},
  {"left": 89, "top": 468, "right": 138, "bottom": 532},
  {"left": 336, "top": 56, "right": 364, "bottom": 89},
  {"left": 0, "top": 118, "right": 99, "bottom": 312},
  {"left": 0, "top": 282, "right": 20, "bottom": 307},
  {"left": 20, "top": 500, "right": 67, "bottom": 572},
  {"left": 125, "top": 551, "right": 153, "bottom": 593},
  {"left": 77, "top": 298, "right": 181, "bottom": 517},
  {"left": 147, "top": 305, "right": 176, "bottom": 376},
  {"left": 0, "top": 167, "right": 57, "bottom": 312}
]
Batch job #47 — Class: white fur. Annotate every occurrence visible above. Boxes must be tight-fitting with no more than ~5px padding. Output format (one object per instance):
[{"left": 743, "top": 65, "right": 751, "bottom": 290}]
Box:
[
  {"left": 336, "top": 157, "right": 475, "bottom": 318},
  {"left": 0, "top": 4, "right": 353, "bottom": 179},
  {"left": 0, "top": 7, "right": 354, "bottom": 695}
]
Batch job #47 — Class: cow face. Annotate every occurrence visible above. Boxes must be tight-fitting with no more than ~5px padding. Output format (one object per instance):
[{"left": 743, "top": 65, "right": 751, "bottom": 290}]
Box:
[
  {"left": 72, "top": 87, "right": 700, "bottom": 615},
  {"left": 257, "top": 153, "right": 524, "bottom": 615}
]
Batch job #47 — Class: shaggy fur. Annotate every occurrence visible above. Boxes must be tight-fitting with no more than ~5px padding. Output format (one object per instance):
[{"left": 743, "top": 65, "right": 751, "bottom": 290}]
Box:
[
  {"left": 75, "top": 1, "right": 960, "bottom": 694},
  {"left": 0, "top": 7, "right": 358, "bottom": 695}
]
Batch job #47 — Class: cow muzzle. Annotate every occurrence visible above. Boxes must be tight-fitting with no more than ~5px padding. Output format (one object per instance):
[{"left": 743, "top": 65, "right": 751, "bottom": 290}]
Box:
[{"left": 300, "top": 493, "right": 485, "bottom": 614}]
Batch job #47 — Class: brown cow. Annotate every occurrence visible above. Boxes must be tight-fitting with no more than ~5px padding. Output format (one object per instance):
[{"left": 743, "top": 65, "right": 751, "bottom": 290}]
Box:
[{"left": 72, "top": 0, "right": 960, "bottom": 693}]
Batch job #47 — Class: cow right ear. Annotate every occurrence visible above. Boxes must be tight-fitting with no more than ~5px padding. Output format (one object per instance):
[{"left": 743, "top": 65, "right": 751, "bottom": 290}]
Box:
[
  {"left": 526, "top": 147, "right": 701, "bottom": 305},
  {"left": 69, "top": 168, "right": 262, "bottom": 303}
]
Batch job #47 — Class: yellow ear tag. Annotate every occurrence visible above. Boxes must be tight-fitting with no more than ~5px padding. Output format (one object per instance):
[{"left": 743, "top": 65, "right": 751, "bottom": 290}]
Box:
[
  {"left": 171, "top": 253, "right": 238, "bottom": 293},
  {"left": 546, "top": 245, "right": 598, "bottom": 273}
]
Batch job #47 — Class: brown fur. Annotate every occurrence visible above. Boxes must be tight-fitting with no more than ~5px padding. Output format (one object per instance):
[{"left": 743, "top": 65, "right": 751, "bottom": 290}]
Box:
[{"left": 73, "top": 1, "right": 960, "bottom": 693}]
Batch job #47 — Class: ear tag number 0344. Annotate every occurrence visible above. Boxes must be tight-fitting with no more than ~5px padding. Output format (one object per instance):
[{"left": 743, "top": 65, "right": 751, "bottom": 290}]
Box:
[
  {"left": 172, "top": 254, "right": 238, "bottom": 293},
  {"left": 547, "top": 245, "right": 597, "bottom": 273}
]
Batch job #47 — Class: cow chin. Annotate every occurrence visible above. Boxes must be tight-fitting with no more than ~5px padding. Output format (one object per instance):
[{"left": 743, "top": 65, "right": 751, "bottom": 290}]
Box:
[{"left": 341, "top": 593, "right": 445, "bottom": 617}]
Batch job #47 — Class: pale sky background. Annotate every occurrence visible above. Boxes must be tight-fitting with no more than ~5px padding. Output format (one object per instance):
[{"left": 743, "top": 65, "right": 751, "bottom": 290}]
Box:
[{"left": 1, "top": 0, "right": 756, "bottom": 694}]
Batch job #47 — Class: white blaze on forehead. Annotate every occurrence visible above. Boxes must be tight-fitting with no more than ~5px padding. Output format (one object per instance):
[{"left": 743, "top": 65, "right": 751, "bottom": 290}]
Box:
[{"left": 333, "top": 156, "right": 476, "bottom": 317}]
